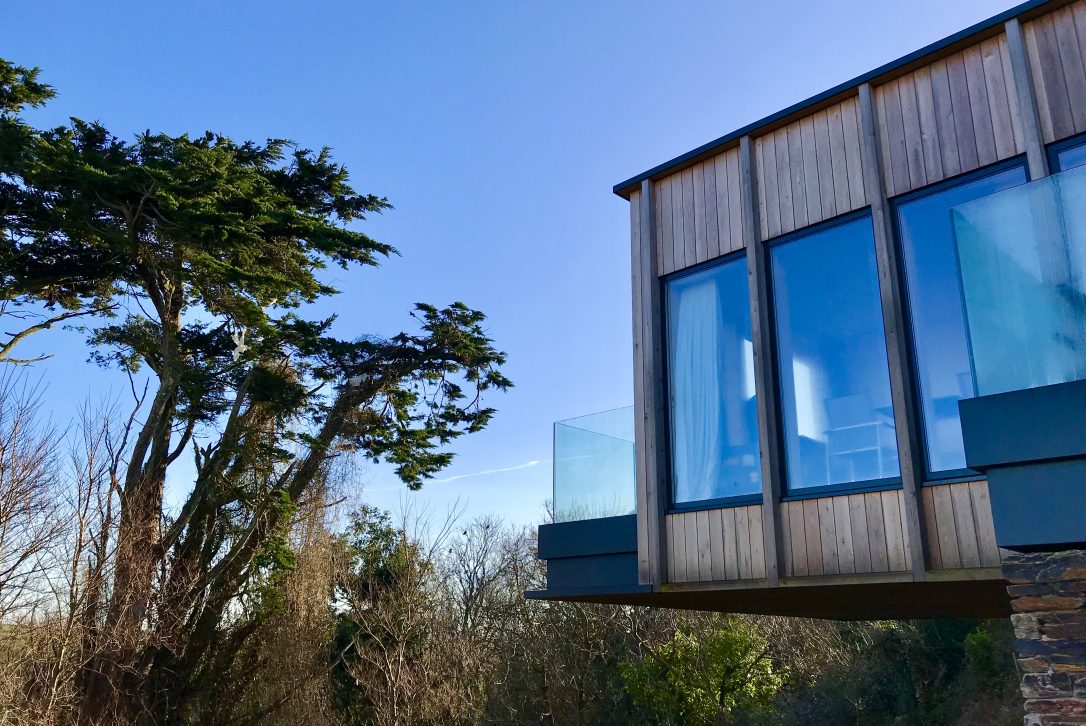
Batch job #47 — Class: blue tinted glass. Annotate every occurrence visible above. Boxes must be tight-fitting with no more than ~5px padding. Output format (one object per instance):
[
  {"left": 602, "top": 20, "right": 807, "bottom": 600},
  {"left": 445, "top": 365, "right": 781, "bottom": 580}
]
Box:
[
  {"left": 896, "top": 166, "right": 1027, "bottom": 473},
  {"left": 771, "top": 217, "right": 899, "bottom": 493},
  {"left": 666, "top": 257, "right": 761, "bottom": 504},
  {"left": 1057, "top": 143, "right": 1086, "bottom": 172}
]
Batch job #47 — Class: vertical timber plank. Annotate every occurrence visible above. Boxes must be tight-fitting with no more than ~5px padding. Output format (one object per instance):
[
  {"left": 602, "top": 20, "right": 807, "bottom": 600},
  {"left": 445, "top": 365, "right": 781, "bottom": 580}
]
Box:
[
  {"left": 842, "top": 98, "right": 867, "bottom": 208},
  {"left": 947, "top": 52, "right": 982, "bottom": 173},
  {"left": 708, "top": 508, "right": 726, "bottom": 580},
  {"left": 802, "top": 499, "right": 824, "bottom": 576},
  {"left": 833, "top": 495, "right": 856, "bottom": 575},
  {"left": 741, "top": 135, "right": 782, "bottom": 587},
  {"left": 932, "top": 485, "right": 962, "bottom": 569},
  {"left": 865, "top": 492, "right": 890, "bottom": 572},
  {"left": 914, "top": 66, "right": 946, "bottom": 182},
  {"left": 818, "top": 497, "right": 840, "bottom": 575},
  {"left": 722, "top": 506, "right": 740, "bottom": 580},
  {"left": 921, "top": 487, "right": 944, "bottom": 570},
  {"left": 703, "top": 158, "right": 720, "bottom": 259},
  {"left": 827, "top": 103, "right": 852, "bottom": 213},
  {"left": 788, "top": 502, "right": 809, "bottom": 577},
  {"left": 849, "top": 494, "right": 873, "bottom": 574},
  {"left": 1007, "top": 17, "right": 1052, "bottom": 179},
  {"left": 814, "top": 110, "right": 837, "bottom": 219},
  {"left": 951, "top": 483, "right": 982, "bottom": 568},
  {"left": 931, "top": 59, "right": 964, "bottom": 178},
  {"left": 749, "top": 506, "right": 767, "bottom": 579},
  {"left": 800, "top": 115, "right": 822, "bottom": 225},
  {"left": 970, "top": 481, "right": 1002, "bottom": 568},
  {"left": 882, "top": 489, "right": 908, "bottom": 571},
  {"left": 635, "top": 179, "right": 668, "bottom": 586},
  {"left": 692, "top": 163, "right": 708, "bottom": 264},
  {"left": 963, "top": 43, "right": 999, "bottom": 167},
  {"left": 859, "top": 83, "right": 929, "bottom": 581},
  {"left": 736, "top": 506, "right": 753, "bottom": 579},
  {"left": 696, "top": 509, "right": 712, "bottom": 581}
]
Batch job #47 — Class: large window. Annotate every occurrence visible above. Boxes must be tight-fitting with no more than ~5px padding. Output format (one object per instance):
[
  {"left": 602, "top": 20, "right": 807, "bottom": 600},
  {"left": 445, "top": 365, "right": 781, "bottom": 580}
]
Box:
[
  {"left": 666, "top": 255, "right": 760, "bottom": 506},
  {"left": 770, "top": 216, "right": 899, "bottom": 494},
  {"left": 896, "top": 166, "right": 1027, "bottom": 474}
]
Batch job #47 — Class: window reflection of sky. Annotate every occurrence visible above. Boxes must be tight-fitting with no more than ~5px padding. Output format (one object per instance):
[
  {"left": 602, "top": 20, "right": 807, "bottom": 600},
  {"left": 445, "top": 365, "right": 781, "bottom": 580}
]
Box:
[
  {"left": 897, "top": 166, "right": 1027, "bottom": 473},
  {"left": 771, "top": 216, "right": 899, "bottom": 492}
]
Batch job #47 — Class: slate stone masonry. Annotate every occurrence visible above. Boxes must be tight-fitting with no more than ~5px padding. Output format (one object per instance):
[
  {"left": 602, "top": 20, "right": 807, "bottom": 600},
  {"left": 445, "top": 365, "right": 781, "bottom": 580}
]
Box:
[{"left": 1005, "top": 549, "right": 1086, "bottom": 725}]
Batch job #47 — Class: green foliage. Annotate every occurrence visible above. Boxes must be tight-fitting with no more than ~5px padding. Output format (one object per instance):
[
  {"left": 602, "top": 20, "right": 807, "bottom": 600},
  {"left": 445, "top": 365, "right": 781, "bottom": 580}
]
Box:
[
  {"left": 0, "top": 54, "right": 511, "bottom": 721},
  {"left": 620, "top": 618, "right": 782, "bottom": 725},
  {"left": 765, "top": 619, "right": 1022, "bottom": 726}
]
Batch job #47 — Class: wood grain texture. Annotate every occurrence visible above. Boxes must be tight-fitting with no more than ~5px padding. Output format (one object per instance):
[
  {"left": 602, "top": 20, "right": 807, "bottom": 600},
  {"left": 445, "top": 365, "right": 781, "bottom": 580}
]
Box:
[
  {"left": 632, "top": 180, "right": 669, "bottom": 586},
  {"left": 1024, "top": 1, "right": 1086, "bottom": 143},
  {"left": 874, "top": 34, "right": 1024, "bottom": 198},
  {"left": 753, "top": 97, "right": 866, "bottom": 240},
  {"left": 919, "top": 482, "right": 1001, "bottom": 570},
  {"left": 655, "top": 148, "right": 745, "bottom": 275},
  {"left": 666, "top": 506, "right": 767, "bottom": 582},
  {"left": 775, "top": 492, "right": 915, "bottom": 577}
]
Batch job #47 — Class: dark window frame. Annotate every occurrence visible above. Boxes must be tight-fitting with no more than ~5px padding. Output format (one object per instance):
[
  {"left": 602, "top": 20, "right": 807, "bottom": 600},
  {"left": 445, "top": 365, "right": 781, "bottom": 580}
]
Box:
[
  {"left": 888, "top": 156, "right": 1030, "bottom": 485},
  {"left": 1048, "top": 132, "right": 1086, "bottom": 172},
  {"left": 660, "top": 247, "right": 763, "bottom": 514},
  {"left": 764, "top": 207, "right": 905, "bottom": 500}
]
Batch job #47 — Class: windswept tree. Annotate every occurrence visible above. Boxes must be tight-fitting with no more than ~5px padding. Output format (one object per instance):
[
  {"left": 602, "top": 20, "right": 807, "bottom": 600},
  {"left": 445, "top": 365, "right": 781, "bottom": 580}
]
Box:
[{"left": 0, "top": 58, "right": 510, "bottom": 722}]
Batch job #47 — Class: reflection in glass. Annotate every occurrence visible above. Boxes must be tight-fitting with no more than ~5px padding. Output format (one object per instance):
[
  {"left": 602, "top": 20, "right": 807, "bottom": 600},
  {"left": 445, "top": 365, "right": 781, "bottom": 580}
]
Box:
[
  {"left": 952, "top": 165, "right": 1086, "bottom": 395},
  {"left": 896, "top": 166, "right": 1027, "bottom": 473},
  {"left": 1057, "top": 142, "right": 1086, "bottom": 172},
  {"left": 553, "top": 407, "right": 635, "bottom": 522},
  {"left": 771, "top": 216, "right": 899, "bottom": 493},
  {"left": 666, "top": 257, "right": 761, "bottom": 504}
]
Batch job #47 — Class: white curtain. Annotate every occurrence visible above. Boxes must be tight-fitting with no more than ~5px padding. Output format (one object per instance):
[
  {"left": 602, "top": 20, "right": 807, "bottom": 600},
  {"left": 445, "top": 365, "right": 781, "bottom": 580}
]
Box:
[{"left": 670, "top": 277, "right": 723, "bottom": 502}]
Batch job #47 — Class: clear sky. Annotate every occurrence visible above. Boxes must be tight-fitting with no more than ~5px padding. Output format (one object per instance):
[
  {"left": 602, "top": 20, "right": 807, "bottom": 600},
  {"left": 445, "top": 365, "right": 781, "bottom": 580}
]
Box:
[{"left": 2, "top": 0, "right": 1018, "bottom": 528}]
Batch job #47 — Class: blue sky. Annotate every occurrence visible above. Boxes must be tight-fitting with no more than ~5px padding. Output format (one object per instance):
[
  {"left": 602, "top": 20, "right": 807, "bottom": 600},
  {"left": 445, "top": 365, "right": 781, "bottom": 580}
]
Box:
[{"left": 2, "top": 0, "right": 1017, "bottom": 527}]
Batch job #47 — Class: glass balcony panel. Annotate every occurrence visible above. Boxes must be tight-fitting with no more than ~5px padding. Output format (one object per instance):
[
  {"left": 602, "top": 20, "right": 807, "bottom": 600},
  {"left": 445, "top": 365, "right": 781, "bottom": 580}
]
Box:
[
  {"left": 553, "top": 406, "right": 636, "bottom": 523},
  {"left": 952, "top": 166, "right": 1086, "bottom": 396}
]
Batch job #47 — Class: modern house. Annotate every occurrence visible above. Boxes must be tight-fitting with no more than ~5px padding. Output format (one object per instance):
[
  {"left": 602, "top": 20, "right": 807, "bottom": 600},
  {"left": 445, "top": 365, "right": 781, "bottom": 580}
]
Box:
[{"left": 531, "top": 3, "right": 1086, "bottom": 708}]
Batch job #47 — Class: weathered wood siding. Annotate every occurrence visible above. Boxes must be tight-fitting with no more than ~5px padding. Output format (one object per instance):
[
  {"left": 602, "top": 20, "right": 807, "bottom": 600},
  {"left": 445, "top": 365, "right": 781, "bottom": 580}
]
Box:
[
  {"left": 656, "top": 148, "right": 745, "bottom": 276},
  {"left": 754, "top": 97, "right": 868, "bottom": 240},
  {"left": 921, "top": 481, "right": 1002, "bottom": 569},
  {"left": 666, "top": 505, "right": 767, "bottom": 583},
  {"left": 638, "top": 2, "right": 1082, "bottom": 591},
  {"left": 779, "top": 490, "right": 912, "bottom": 577},
  {"left": 1025, "top": 0, "right": 1086, "bottom": 144},
  {"left": 875, "top": 35, "right": 1024, "bottom": 198}
]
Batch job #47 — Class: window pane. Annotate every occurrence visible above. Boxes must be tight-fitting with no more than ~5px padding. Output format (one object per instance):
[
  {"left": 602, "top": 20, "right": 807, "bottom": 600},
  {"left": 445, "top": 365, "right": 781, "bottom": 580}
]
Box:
[
  {"left": 896, "top": 166, "right": 1027, "bottom": 473},
  {"left": 666, "top": 257, "right": 760, "bottom": 504},
  {"left": 771, "top": 217, "right": 899, "bottom": 493},
  {"left": 1056, "top": 142, "right": 1086, "bottom": 172}
]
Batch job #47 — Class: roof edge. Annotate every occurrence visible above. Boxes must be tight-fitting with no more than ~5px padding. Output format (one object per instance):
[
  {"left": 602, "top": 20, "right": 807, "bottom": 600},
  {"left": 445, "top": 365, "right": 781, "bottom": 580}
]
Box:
[{"left": 613, "top": 0, "right": 1059, "bottom": 199}]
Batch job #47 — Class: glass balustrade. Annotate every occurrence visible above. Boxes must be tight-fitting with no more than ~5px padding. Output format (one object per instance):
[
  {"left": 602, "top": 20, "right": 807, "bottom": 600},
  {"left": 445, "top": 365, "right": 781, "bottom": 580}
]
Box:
[
  {"left": 553, "top": 406, "right": 636, "bottom": 523},
  {"left": 952, "top": 165, "right": 1086, "bottom": 397}
]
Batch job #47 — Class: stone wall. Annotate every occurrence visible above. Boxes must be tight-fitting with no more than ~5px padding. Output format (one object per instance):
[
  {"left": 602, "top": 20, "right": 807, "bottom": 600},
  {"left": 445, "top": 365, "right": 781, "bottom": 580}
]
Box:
[{"left": 1005, "top": 549, "right": 1086, "bottom": 725}]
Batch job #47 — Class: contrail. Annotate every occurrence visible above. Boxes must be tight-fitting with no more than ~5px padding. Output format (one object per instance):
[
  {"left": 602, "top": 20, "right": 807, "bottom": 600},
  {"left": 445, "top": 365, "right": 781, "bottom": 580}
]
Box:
[
  {"left": 430, "top": 459, "right": 548, "bottom": 484},
  {"left": 365, "top": 459, "right": 549, "bottom": 493}
]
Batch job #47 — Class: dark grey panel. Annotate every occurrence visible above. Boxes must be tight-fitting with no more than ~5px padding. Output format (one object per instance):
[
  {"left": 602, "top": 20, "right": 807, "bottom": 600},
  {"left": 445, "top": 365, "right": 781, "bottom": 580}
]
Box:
[
  {"left": 536, "top": 514, "right": 637, "bottom": 560},
  {"left": 987, "top": 459, "right": 1086, "bottom": 549},
  {"left": 546, "top": 553, "right": 639, "bottom": 591},
  {"left": 959, "top": 379, "right": 1086, "bottom": 469}
]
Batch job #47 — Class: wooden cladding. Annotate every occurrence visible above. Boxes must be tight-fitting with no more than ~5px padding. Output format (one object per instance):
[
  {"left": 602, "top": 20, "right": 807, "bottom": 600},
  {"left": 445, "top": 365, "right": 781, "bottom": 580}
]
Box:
[
  {"left": 1025, "top": 0, "right": 1086, "bottom": 143},
  {"left": 655, "top": 149, "right": 745, "bottom": 276},
  {"left": 781, "top": 489, "right": 912, "bottom": 577},
  {"left": 665, "top": 482, "right": 1000, "bottom": 585},
  {"left": 754, "top": 98, "right": 868, "bottom": 240},
  {"left": 666, "top": 505, "right": 767, "bottom": 583},
  {"left": 656, "top": 29, "right": 1028, "bottom": 261},
  {"left": 921, "top": 481, "right": 1002, "bottom": 570},
  {"left": 875, "top": 35, "right": 1024, "bottom": 198}
]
